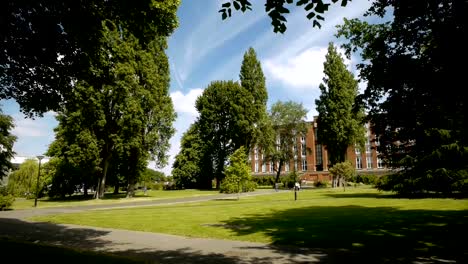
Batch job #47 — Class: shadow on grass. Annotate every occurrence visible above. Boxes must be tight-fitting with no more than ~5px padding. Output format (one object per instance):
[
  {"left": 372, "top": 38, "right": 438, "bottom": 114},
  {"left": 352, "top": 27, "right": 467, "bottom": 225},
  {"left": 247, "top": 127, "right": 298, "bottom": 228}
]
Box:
[
  {"left": 221, "top": 205, "right": 468, "bottom": 263},
  {"left": 0, "top": 218, "right": 320, "bottom": 263},
  {"left": 322, "top": 192, "right": 398, "bottom": 199}
]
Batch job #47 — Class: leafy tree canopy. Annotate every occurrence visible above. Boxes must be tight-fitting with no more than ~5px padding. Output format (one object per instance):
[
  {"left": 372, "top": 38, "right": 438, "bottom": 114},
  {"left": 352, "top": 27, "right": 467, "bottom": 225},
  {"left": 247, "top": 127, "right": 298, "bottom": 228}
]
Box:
[
  {"left": 0, "top": 0, "right": 180, "bottom": 116},
  {"left": 315, "top": 42, "right": 365, "bottom": 165},
  {"left": 219, "top": 0, "right": 350, "bottom": 33},
  {"left": 336, "top": 0, "right": 468, "bottom": 195}
]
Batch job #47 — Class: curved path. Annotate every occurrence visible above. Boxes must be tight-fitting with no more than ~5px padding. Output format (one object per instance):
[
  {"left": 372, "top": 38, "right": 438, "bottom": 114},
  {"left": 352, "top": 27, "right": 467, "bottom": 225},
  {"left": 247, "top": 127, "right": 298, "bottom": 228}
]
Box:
[{"left": 0, "top": 190, "right": 326, "bottom": 263}]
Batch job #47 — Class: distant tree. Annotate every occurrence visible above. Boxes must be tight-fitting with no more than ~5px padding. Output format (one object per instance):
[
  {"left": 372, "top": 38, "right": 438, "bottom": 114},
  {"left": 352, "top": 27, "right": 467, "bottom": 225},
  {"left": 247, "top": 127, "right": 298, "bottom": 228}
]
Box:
[
  {"left": 219, "top": 0, "right": 350, "bottom": 33},
  {"left": 7, "top": 159, "right": 37, "bottom": 197},
  {"left": 328, "top": 161, "right": 355, "bottom": 191},
  {"left": 0, "top": 110, "right": 16, "bottom": 180},
  {"left": 172, "top": 123, "right": 211, "bottom": 189},
  {"left": 220, "top": 146, "right": 254, "bottom": 197},
  {"left": 336, "top": 0, "right": 468, "bottom": 195},
  {"left": 315, "top": 43, "right": 365, "bottom": 167},
  {"left": 196, "top": 80, "right": 251, "bottom": 188},
  {"left": 263, "top": 101, "right": 308, "bottom": 184},
  {"left": 237, "top": 48, "right": 268, "bottom": 150},
  {"left": 0, "top": 0, "right": 180, "bottom": 116}
]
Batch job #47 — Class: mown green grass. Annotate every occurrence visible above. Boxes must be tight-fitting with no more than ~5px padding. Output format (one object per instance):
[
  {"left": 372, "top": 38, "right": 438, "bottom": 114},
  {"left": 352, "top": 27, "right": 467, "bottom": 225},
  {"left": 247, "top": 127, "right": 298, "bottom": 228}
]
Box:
[
  {"left": 0, "top": 238, "right": 143, "bottom": 263},
  {"left": 12, "top": 189, "right": 219, "bottom": 210},
  {"left": 32, "top": 187, "right": 468, "bottom": 262}
]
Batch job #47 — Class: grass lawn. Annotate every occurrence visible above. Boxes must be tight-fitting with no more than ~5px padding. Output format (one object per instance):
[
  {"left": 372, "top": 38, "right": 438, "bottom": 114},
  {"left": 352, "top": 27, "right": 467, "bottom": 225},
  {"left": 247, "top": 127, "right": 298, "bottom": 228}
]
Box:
[
  {"left": 0, "top": 238, "right": 143, "bottom": 263},
  {"left": 12, "top": 189, "right": 219, "bottom": 210},
  {"left": 32, "top": 187, "right": 468, "bottom": 263}
]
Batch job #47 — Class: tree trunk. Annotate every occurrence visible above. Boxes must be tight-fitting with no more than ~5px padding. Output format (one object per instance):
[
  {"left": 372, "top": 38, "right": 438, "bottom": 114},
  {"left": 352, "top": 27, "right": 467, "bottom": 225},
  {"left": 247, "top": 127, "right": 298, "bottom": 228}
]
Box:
[
  {"left": 97, "top": 157, "right": 110, "bottom": 199},
  {"left": 83, "top": 183, "right": 88, "bottom": 197},
  {"left": 94, "top": 178, "right": 101, "bottom": 199},
  {"left": 274, "top": 160, "right": 283, "bottom": 184},
  {"left": 113, "top": 183, "right": 119, "bottom": 195},
  {"left": 343, "top": 177, "right": 346, "bottom": 192},
  {"left": 126, "top": 177, "right": 136, "bottom": 198}
]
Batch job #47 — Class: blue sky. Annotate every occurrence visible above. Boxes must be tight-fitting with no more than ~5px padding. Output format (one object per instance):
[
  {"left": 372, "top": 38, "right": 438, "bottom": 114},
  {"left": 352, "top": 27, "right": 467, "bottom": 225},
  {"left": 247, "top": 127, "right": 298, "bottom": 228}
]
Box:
[{"left": 1, "top": 0, "right": 374, "bottom": 174}]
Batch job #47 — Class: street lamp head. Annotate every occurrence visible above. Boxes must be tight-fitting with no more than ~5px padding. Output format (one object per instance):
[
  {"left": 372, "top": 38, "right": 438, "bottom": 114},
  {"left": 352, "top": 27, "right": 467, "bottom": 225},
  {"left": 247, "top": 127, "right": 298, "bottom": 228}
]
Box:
[{"left": 36, "top": 155, "right": 45, "bottom": 161}]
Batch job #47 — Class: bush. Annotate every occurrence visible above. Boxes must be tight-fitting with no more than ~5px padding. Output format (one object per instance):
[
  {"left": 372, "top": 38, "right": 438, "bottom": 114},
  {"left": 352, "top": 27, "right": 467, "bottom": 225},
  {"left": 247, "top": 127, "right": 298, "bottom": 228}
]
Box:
[
  {"left": 242, "top": 181, "right": 257, "bottom": 192},
  {"left": 354, "top": 174, "right": 378, "bottom": 185},
  {"left": 148, "top": 182, "right": 164, "bottom": 190},
  {"left": 282, "top": 171, "right": 300, "bottom": 189},
  {"left": 252, "top": 176, "right": 276, "bottom": 186},
  {"left": 314, "top": 181, "right": 329, "bottom": 188},
  {"left": 0, "top": 187, "right": 14, "bottom": 210}
]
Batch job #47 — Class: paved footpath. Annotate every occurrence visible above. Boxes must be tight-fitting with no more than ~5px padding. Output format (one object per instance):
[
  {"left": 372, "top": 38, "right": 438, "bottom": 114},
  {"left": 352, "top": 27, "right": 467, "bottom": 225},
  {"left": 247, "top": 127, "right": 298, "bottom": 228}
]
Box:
[{"left": 0, "top": 190, "right": 327, "bottom": 263}]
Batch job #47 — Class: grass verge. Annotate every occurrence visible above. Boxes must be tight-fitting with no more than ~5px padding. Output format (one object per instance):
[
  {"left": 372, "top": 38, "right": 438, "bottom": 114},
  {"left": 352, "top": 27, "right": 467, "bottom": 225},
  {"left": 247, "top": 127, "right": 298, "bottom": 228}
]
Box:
[{"left": 32, "top": 187, "right": 468, "bottom": 263}]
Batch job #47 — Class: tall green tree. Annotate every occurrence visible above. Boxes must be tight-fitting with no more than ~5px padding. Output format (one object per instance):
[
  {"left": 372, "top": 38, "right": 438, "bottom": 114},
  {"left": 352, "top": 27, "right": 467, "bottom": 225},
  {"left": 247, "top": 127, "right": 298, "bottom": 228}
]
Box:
[
  {"left": 0, "top": 110, "right": 16, "bottom": 180},
  {"left": 237, "top": 48, "right": 268, "bottom": 150},
  {"left": 263, "top": 101, "right": 308, "bottom": 184},
  {"left": 1, "top": 0, "right": 180, "bottom": 116},
  {"left": 336, "top": 0, "right": 468, "bottom": 195},
  {"left": 196, "top": 80, "right": 249, "bottom": 188},
  {"left": 315, "top": 42, "right": 365, "bottom": 166},
  {"left": 172, "top": 122, "right": 212, "bottom": 189},
  {"left": 49, "top": 22, "right": 175, "bottom": 199}
]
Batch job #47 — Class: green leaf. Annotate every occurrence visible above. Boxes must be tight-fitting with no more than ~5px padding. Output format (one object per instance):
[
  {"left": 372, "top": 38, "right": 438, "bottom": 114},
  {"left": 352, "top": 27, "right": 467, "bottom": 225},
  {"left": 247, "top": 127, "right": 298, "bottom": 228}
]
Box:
[
  {"left": 341, "top": 0, "right": 348, "bottom": 7},
  {"left": 306, "top": 12, "right": 316, "bottom": 20},
  {"left": 222, "top": 2, "right": 231, "bottom": 8},
  {"left": 222, "top": 11, "right": 227, "bottom": 20},
  {"left": 296, "top": 0, "right": 309, "bottom": 6},
  {"left": 228, "top": 8, "right": 232, "bottom": 17},
  {"left": 313, "top": 20, "right": 322, "bottom": 28},
  {"left": 233, "top": 1, "right": 241, "bottom": 10},
  {"left": 305, "top": 3, "right": 315, "bottom": 11},
  {"left": 317, "top": 15, "right": 325, "bottom": 21}
]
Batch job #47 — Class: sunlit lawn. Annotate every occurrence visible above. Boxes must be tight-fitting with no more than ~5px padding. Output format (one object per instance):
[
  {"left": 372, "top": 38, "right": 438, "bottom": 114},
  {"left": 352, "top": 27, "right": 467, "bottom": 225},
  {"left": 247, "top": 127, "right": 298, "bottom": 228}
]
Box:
[
  {"left": 12, "top": 189, "right": 219, "bottom": 210},
  {"left": 33, "top": 187, "right": 468, "bottom": 263}
]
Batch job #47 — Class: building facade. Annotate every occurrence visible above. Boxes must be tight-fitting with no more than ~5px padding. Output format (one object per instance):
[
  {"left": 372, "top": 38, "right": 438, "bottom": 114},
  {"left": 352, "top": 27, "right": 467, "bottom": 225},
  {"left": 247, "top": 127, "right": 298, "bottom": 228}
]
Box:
[{"left": 249, "top": 118, "right": 387, "bottom": 182}]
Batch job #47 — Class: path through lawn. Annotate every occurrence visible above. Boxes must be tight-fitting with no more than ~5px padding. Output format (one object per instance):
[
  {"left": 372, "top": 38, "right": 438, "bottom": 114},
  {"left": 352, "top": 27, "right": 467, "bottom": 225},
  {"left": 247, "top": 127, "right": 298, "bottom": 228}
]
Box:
[{"left": 33, "top": 187, "right": 468, "bottom": 263}]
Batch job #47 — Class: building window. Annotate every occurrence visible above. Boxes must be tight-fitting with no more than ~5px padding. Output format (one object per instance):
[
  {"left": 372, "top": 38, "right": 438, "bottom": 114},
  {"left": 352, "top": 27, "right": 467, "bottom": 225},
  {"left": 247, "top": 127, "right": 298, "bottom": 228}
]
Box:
[
  {"left": 285, "top": 162, "right": 289, "bottom": 172},
  {"left": 301, "top": 142, "right": 306, "bottom": 156},
  {"left": 366, "top": 154, "right": 372, "bottom": 169},
  {"left": 254, "top": 148, "right": 258, "bottom": 160},
  {"left": 255, "top": 161, "right": 259, "bottom": 172},
  {"left": 262, "top": 162, "right": 266, "bottom": 173},
  {"left": 270, "top": 162, "right": 274, "bottom": 172},
  {"left": 377, "top": 157, "right": 384, "bottom": 168},
  {"left": 301, "top": 135, "right": 305, "bottom": 143},
  {"left": 355, "top": 147, "right": 361, "bottom": 155},
  {"left": 356, "top": 156, "right": 362, "bottom": 169},
  {"left": 294, "top": 161, "right": 298, "bottom": 171},
  {"left": 301, "top": 159, "right": 307, "bottom": 171},
  {"left": 315, "top": 144, "right": 323, "bottom": 165}
]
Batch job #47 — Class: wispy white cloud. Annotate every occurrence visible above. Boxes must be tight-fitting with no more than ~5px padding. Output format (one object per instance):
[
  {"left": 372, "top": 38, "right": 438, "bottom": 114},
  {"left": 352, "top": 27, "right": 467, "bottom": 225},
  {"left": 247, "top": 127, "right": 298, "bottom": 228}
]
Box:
[
  {"left": 170, "top": 88, "right": 204, "bottom": 117},
  {"left": 264, "top": 45, "right": 351, "bottom": 91},
  {"left": 12, "top": 115, "right": 50, "bottom": 137},
  {"left": 264, "top": 47, "right": 328, "bottom": 90}
]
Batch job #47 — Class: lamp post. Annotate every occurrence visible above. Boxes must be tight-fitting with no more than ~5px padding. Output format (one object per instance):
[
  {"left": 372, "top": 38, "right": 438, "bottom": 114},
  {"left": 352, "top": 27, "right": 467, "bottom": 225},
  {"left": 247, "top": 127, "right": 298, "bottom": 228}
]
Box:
[{"left": 34, "top": 155, "right": 45, "bottom": 207}]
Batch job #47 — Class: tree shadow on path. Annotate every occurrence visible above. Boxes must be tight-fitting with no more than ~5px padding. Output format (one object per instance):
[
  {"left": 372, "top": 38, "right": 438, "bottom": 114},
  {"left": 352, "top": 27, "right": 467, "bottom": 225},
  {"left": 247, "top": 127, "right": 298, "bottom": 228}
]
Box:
[{"left": 0, "top": 218, "right": 324, "bottom": 263}]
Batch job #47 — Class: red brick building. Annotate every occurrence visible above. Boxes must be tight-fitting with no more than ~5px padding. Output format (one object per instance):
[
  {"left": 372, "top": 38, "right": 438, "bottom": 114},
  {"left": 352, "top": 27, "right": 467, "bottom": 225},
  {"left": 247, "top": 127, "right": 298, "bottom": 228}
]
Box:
[{"left": 248, "top": 118, "right": 387, "bottom": 183}]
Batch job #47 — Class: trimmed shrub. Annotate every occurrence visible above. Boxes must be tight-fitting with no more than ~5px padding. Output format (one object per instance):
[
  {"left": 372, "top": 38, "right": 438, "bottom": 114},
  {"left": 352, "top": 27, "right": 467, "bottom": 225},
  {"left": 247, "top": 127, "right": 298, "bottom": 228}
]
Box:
[{"left": 0, "top": 187, "right": 14, "bottom": 210}]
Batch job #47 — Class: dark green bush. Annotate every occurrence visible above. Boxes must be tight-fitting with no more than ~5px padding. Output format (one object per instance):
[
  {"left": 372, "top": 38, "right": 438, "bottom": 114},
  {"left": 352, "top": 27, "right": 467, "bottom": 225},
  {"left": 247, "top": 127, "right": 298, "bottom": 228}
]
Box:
[
  {"left": 314, "top": 181, "right": 328, "bottom": 188},
  {"left": 148, "top": 182, "right": 164, "bottom": 190},
  {"left": 354, "top": 174, "right": 378, "bottom": 185},
  {"left": 0, "top": 187, "right": 14, "bottom": 210}
]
